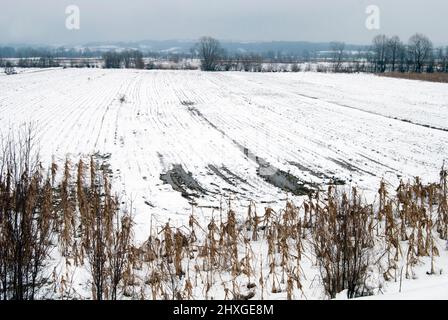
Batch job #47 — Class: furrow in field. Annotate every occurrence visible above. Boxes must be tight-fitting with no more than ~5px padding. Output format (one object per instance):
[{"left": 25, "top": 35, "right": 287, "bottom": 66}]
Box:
[{"left": 1, "top": 69, "right": 447, "bottom": 240}]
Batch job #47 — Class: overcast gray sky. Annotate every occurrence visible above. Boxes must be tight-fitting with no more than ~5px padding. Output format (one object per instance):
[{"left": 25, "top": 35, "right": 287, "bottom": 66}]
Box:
[{"left": 0, "top": 0, "right": 447, "bottom": 45}]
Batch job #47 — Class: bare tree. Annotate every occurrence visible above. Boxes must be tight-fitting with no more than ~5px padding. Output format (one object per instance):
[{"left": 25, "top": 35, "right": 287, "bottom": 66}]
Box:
[
  {"left": 372, "top": 35, "right": 388, "bottom": 73},
  {"left": 387, "top": 36, "right": 403, "bottom": 72},
  {"left": 103, "top": 52, "right": 122, "bottom": 69},
  {"left": 436, "top": 47, "right": 444, "bottom": 72},
  {"left": 330, "top": 42, "right": 345, "bottom": 72},
  {"left": 408, "top": 33, "right": 433, "bottom": 73},
  {"left": 397, "top": 42, "right": 408, "bottom": 72},
  {"left": 4, "top": 61, "right": 16, "bottom": 75},
  {"left": 195, "top": 37, "right": 223, "bottom": 71},
  {"left": 131, "top": 50, "right": 145, "bottom": 69},
  {"left": 444, "top": 47, "right": 448, "bottom": 73}
]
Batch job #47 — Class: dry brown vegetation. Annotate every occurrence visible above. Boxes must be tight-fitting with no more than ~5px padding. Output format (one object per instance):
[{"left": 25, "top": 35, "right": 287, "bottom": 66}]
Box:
[
  {"left": 125, "top": 168, "right": 448, "bottom": 300},
  {"left": 0, "top": 128, "right": 53, "bottom": 300},
  {"left": 377, "top": 72, "right": 448, "bottom": 83},
  {"left": 1, "top": 131, "right": 447, "bottom": 300},
  {"left": 0, "top": 131, "right": 133, "bottom": 300}
]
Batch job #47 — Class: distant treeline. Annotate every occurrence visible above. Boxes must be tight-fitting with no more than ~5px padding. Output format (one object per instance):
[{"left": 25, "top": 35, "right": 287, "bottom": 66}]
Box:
[
  {"left": 0, "top": 47, "right": 101, "bottom": 58},
  {"left": 1, "top": 33, "right": 447, "bottom": 74},
  {"left": 0, "top": 57, "right": 60, "bottom": 69},
  {"left": 0, "top": 45, "right": 348, "bottom": 61},
  {"left": 102, "top": 50, "right": 144, "bottom": 69},
  {"left": 194, "top": 34, "right": 448, "bottom": 73},
  {"left": 369, "top": 34, "right": 448, "bottom": 73},
  {"left": 0, "top": 46, "right": 190, "bottom": 60}
]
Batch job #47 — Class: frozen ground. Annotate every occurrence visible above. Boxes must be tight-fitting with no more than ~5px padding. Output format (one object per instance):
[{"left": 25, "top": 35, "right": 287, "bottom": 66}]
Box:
[
  {"left": 1, "top": 68, "right": 448, "bottom": 299},
  {"left": 1, "top": 69, "right": 448, "bottom": 245}
]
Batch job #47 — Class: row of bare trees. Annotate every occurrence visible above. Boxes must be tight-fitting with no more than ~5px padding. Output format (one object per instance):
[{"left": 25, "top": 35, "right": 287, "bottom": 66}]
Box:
[
  {"left": 1, "top": 61, "right": 16, "bottom": 75},
  {"left": 194, "top": 34, "right": 447, "bottom": 74},
  {"left": 195, "top": 37, "right": 268, "bottom": 72},
  {"left": 103, "top": 50, "right": 145, "bottom": 69},
  {"left": 1, "top": 57, "right": 60, "bottom": 69},
  {"left": 327, "top": 33, "right": 445, "bottom": 74},
  {"left": 371, "top": 33, "right": 443, "bottom": 73}
]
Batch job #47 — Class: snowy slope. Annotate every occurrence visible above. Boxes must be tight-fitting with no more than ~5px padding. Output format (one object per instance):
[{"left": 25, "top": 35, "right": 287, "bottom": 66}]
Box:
[
  {"left": 1, "top": 69, "right": 447, "bottom": 244},
  {"left": 361, "top": 280, "right": 448, "bottom": 300}
]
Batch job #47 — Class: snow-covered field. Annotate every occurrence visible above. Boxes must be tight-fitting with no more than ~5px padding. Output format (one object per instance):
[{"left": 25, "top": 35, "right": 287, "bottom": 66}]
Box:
[
  {"left": 1, "top": 68, "right": 447, "bottom": 241},
  {"left": 1, "top": 69, "right": 448, "bottom": 300}
]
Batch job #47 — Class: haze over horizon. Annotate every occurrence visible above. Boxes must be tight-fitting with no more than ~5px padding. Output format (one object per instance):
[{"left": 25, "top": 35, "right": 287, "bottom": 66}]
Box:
[{"left": 1, "top": 0, "right": 447, "bottom": 46}]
